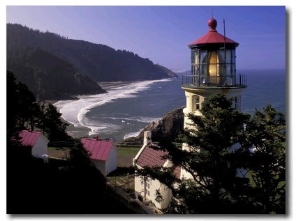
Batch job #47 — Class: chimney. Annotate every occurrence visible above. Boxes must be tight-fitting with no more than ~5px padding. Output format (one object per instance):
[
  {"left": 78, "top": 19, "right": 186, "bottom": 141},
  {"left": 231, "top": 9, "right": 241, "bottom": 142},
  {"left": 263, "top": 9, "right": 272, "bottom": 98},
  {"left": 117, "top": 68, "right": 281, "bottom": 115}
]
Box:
[{"left": 143, "top": 131, "right": 151, "bottom": 146}]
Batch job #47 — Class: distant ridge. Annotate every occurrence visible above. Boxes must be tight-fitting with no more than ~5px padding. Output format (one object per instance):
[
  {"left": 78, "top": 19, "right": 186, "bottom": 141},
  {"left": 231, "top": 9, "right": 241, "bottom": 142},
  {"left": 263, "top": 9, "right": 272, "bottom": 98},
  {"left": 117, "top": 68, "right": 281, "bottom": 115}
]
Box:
[{"left": 7, "top": 23, "right": 178, "bottom": 88}]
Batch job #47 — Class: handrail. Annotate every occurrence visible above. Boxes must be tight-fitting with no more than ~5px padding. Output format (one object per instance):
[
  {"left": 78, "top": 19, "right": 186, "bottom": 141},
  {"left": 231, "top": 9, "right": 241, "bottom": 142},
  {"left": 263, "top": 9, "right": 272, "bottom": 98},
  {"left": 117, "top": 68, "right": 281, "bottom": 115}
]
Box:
[{"left": 182, "top": 74, "right": 247, "bottom": 88}]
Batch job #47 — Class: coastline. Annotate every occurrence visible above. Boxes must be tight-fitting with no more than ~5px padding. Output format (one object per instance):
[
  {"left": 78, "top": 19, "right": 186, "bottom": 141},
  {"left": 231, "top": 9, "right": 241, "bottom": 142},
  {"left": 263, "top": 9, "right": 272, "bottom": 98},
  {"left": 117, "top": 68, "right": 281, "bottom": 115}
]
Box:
[
  {"left": 46, "top": 99, "right": 91, "bottom": 139},
  {"left": 50, "top": 81, "right": 139, "bottom": 140},
  {"left": 50, "top": 78, "right": 180, "bottom": 142}
]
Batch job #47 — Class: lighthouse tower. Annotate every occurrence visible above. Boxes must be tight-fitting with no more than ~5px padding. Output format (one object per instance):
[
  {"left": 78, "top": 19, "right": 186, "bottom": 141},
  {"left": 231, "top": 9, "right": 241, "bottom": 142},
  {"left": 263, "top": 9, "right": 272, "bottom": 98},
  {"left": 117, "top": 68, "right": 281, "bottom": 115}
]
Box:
[{"left": 180, "top": 18, "right": 247, "bottom": 179}]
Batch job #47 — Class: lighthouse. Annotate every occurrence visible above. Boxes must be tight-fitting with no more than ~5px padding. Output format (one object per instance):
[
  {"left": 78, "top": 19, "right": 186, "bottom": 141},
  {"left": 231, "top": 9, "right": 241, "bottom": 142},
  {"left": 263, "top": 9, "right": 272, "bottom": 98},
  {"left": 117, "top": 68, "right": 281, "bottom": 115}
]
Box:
[{"left": 180, "top": 17, "right": 247, "bottom": 179}]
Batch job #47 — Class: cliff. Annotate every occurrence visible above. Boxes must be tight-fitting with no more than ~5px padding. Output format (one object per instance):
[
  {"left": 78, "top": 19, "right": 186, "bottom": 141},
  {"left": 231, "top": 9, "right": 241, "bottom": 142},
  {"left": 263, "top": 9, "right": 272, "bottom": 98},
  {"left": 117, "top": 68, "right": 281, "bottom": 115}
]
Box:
[{"left": 124, "top": 106, "right": 184, "bottom": 143}]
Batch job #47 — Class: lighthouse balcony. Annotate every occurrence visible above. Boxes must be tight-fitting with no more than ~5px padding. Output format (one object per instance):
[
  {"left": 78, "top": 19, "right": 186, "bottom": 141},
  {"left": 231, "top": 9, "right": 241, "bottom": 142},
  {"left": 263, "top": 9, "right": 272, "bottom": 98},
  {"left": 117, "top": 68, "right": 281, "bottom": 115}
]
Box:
[{"left": 181, "top": 74, "right": 247, "bottom": 89}]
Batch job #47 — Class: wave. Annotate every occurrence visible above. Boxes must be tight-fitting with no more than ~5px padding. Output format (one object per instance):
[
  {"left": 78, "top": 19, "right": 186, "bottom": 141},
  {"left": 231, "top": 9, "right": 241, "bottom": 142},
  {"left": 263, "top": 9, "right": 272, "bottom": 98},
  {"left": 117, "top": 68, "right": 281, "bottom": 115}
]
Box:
[
  {"left": 123, "top": 129, "right": 144, "bottom": 140},
  {"left": 53, "top": 78, "right": 171, "bottom": 134}
]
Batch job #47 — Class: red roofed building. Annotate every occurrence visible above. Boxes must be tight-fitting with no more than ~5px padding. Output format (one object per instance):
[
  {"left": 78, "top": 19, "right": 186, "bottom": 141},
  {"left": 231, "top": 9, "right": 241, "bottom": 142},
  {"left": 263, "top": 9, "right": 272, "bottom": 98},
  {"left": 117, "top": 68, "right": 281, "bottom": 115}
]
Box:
[
  {"left": 19, "top": 130, "right": 49, "bottom": 158},
  {"left": 81, "top": 137, "right": 117, "bottom": 176},
  {"left": 133, "top": 131, "right": 180, "bottom": 210}
]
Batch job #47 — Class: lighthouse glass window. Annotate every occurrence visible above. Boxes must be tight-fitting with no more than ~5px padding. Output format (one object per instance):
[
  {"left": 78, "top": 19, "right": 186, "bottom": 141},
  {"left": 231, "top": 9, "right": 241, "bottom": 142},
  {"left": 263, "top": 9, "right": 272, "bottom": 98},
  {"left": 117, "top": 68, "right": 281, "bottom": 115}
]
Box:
[{"left": 199, "top": 50, "right": 208, "bottom": 81}]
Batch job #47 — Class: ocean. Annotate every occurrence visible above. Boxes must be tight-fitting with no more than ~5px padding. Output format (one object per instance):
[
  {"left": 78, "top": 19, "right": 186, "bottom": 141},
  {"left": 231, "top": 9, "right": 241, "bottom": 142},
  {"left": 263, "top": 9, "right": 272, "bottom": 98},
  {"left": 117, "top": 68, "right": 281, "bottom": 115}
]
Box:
[{"left": 54, "top": 69, "right": 286, "bottom": 143}]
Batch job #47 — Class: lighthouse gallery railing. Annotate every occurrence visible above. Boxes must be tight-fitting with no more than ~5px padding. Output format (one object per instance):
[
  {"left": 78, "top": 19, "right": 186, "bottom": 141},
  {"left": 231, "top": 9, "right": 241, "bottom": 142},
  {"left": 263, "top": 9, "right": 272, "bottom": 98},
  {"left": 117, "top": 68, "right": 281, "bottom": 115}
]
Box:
[{"left": 182, "top": 74, "right": 247, "bottom": 88}]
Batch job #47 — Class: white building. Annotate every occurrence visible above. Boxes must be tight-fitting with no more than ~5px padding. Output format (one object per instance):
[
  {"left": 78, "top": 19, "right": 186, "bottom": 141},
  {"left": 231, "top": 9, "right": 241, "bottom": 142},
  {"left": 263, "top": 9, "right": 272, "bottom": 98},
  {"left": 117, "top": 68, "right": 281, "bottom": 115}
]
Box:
[
  {"left": 133, "top": 131, "right": 180, "bottom": 210},
  {"left": 81, "top": 137, "right": 117, "bottom": 176},
  {"left": 19, "top": 130, "right": 49, "bottom": 158}
]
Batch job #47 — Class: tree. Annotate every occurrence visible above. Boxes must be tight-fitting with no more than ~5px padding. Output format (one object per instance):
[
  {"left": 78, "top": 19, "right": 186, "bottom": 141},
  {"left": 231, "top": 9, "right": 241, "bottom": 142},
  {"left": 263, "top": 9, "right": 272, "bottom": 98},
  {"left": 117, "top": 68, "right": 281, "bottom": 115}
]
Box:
[
  {"left": 7, "top": 70, "right": 70, "bottom": 142},
  {"left": 38, "top": 102, "right": 71, "bottom": 141},
  {"left": 7, "top": 70, "right": 21, "bottom": 140},
  {"left": 7, "top": 70, "right": 41, "bottom": 138},
  {"left": 137, "top": 94, "right": 251, "bottom": 213},
  {"left": 16, "top": 81, "right": 41, "bottom": 131},
  {"left": 238, "top": 105, "right": 286, "bottom": 213}
]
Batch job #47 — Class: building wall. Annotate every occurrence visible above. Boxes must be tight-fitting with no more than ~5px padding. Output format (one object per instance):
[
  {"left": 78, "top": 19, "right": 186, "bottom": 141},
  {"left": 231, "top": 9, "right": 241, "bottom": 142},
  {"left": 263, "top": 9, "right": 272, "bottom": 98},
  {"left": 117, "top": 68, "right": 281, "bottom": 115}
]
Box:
[
  {"left": 92, "top": 148, "right": 117, "bottom": 176},
  {"left": 105, "top": 145, "right": 117, "bottom": 175},
  {"left": 134, "top": 175, "right": 172, "bottom": 210},
  {"left": 31, "top": 136, "right": 48, "bottom": 158},
  {"left": 93, "top": 160, "right": 106, "bottom": 176}
]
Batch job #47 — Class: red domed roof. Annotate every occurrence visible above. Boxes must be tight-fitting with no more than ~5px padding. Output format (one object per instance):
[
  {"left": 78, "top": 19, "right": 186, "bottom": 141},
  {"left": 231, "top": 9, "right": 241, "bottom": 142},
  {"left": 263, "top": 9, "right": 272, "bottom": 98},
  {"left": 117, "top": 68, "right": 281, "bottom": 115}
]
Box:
[{"left": 188, "top": 18, "right": 239, "bottom": 48}]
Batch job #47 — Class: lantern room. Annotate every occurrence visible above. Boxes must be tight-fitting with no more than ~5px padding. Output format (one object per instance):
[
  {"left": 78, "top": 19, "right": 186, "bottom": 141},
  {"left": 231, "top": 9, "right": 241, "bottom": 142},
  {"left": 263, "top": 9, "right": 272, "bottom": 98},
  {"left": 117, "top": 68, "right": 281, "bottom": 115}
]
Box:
[{"left": 182, "top": 18, "right": 247, "bottom": 90}]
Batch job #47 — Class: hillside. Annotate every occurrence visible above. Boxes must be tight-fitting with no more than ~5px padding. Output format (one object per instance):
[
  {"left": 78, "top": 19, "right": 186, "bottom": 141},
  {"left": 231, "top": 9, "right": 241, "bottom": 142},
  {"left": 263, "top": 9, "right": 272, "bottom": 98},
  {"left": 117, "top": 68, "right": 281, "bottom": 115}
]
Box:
[
  {"left": 7, "top": 23, "right": 178, "bottom": 83},
  {"left": 7, "top": 47, "right": 106, "bottom": 100}
]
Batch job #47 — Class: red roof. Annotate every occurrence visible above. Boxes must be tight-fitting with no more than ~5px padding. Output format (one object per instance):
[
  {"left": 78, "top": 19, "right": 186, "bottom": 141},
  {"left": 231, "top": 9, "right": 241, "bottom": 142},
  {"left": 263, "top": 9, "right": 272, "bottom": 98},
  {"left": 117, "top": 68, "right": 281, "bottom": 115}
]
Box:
[
  {"left": 189, "top": 18, "right": 238, "bottom": 48},
  {"left": 81, "top": 138, "right": 114, "bottom": 161},
  {"left": 136, "top": 144, "right": 181, "bottom": 179},
  {"left": 136, "top": 144, "right": 167, "bottom": 167},
  {"left": 19, "top": 130, "right": 42, "bottom": 148}
]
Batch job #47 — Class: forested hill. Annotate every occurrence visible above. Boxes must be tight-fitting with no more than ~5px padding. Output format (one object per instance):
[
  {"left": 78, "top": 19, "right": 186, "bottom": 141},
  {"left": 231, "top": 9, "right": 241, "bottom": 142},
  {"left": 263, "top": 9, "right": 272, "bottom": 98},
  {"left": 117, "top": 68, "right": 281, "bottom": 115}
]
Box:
[
  {"left": 7, "top": 47, "right": 106, "bottom": 100},
  {"left": 7, "top": 23, "right": 178, "bottom": 83}
]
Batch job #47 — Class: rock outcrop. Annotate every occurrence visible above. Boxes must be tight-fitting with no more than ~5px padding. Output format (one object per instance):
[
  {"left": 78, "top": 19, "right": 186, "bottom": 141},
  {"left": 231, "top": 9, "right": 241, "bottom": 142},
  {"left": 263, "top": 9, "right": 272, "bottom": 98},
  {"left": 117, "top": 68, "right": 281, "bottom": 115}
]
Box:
[{"left": 124, "top": 106, "right": 184, "bottom": 143}]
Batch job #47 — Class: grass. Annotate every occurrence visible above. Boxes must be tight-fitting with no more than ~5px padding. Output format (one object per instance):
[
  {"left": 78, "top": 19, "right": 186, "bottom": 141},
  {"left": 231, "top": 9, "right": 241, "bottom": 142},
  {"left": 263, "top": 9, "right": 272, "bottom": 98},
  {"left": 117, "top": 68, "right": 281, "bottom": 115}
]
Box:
[
  {"left": 117, "top": 146, "right": 140, "bottom": 167},
  {"left": 118, "top": 146, "right": 140, "bottom": 156}
]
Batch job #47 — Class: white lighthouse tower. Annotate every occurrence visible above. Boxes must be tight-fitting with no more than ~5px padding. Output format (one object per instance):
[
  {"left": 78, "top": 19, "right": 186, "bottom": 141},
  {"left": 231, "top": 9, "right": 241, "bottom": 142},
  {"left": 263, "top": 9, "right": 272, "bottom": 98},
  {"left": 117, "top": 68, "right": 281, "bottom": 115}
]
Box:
[{"left": 180, "top": 17, "right": 247, "bottom": 179}]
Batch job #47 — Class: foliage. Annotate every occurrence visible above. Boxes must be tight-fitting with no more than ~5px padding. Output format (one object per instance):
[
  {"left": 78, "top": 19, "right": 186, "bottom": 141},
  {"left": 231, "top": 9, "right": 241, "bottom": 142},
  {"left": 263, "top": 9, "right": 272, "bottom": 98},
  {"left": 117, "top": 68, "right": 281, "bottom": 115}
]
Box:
[
  {"left": 37, "top": 102, "right": 71, "bottom": 142},
  {"left": 136, "top": 94, "right": 286, "bottom": 214},
  {"left": 173, "top": 94, "right": 250, "bottom": 213},
  {"left": 7, "top": 71, "right": 71, "bottom": 142},
  {"left": 7, "top": 70, "right": 41, "bottom": 139},
  {"left": 238, "top": 105, "right": 286, "bottom": 213}
]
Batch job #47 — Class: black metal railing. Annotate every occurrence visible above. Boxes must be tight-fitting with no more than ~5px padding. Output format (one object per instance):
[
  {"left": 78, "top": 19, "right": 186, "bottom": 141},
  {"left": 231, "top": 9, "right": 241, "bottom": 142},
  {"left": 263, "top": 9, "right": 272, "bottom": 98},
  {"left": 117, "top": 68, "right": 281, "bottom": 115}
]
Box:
[{"left": 182, "top": 74, "right": 247, "bottom": 88}]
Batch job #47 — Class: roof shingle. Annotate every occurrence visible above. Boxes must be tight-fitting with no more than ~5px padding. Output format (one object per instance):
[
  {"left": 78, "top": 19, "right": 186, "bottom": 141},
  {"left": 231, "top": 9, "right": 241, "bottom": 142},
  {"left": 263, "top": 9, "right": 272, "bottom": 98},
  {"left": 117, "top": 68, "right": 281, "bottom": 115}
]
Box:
[
  {"left": 136, "top": 144, "right": 181, "bottom": 179},
  {"left": 81, "top": 138, "right": 114, "bottom": 161},
  {"left": 136, "top": 144, "right": 167, "bottom": 167},
  {"left": 19, "top": 130, "right": 42, "bottom": 148}
]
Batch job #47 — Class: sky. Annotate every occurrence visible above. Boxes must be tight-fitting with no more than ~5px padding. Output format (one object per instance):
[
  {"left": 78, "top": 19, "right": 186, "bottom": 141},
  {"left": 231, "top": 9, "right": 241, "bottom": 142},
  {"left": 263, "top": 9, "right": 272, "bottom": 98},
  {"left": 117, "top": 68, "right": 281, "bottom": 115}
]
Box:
[
  {"left": 2, "top": 1, "right": 300, "bottom": 221},
  {"left": 5, "top": 5, "right": 286, "bottom": 72}
]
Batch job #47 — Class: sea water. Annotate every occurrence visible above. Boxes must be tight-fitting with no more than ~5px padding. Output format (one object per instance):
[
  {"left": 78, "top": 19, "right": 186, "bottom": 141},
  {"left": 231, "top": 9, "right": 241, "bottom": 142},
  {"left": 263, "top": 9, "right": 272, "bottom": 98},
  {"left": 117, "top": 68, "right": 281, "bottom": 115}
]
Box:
[{"left": 54, "top": 69, "right": 286, "bottom": 142}]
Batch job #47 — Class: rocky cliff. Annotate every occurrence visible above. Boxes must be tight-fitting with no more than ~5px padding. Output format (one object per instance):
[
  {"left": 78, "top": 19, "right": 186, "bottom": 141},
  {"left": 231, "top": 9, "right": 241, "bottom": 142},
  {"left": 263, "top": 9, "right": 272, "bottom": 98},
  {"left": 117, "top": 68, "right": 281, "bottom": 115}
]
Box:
[{"left": 124, "top": 106, "right": 185, "bottom": 143}]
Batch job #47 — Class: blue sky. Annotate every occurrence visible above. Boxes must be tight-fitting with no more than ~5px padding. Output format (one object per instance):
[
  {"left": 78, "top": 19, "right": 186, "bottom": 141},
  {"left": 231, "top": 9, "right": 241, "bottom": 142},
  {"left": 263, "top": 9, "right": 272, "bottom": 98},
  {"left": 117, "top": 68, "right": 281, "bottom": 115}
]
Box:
[{"left": 6, "top": 5, "right": 286, "bottom": 72}]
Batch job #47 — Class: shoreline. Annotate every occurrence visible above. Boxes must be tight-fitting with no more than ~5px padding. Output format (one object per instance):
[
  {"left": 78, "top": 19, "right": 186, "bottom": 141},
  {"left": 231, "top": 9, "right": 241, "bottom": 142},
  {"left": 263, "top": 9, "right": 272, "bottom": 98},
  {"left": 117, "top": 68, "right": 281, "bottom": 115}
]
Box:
[
  {"left": 51, "top": 81, "right": 135, "bottom": 140},
  {"left": 49, "top": 79, "right": 175, "bottom": 142}
]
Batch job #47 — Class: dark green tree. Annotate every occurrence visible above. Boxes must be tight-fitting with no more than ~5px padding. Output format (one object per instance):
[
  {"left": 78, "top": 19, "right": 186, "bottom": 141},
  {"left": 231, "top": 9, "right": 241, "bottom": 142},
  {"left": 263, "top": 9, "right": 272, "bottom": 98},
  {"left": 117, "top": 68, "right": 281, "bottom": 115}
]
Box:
[
  {"left": 16, "top": 81, "right": 42, "bottom": 131},
  {"left": 7, "top": 70, "right": 41, "bottom": 138},
  {"left": 238, "top": 105, "right": 286, "bottom": 213},
  {"left": 7, "top": 70, "right": 21, "bottom": 140},
  {"left": 136, "top": 94, "right": 251, "bottom": 213},
  {"left": 38, "top": 102, "right": 71, "bottom": 142}
]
